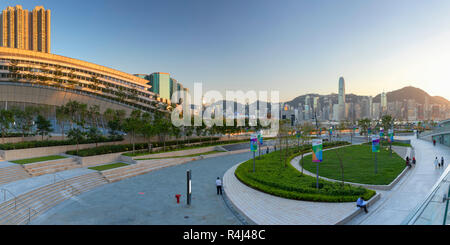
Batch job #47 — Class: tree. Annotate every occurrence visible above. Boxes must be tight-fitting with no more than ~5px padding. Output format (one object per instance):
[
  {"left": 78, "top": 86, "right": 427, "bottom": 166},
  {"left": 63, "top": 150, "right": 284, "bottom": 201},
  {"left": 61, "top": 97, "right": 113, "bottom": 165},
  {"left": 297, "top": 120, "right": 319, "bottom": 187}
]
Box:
[
  {"left": 56, "top": 105, "right": 69, "bottom": 139},
  {"left": 154, "top": 111, "right": 172, "bottom": 151},
  {"left": 87, "top": 127, "right": 102, "bottom": 147},
  {"left": 12, "top": 106, "right": 39, "bottom": 141},
  {"left": 67, "top": 128, "right": 85, "bottom": 154},
  {"left": 381, "top": 115, "right": 393, "bottom": 132},
  {"left": 140, "top": 112, "right": 156, "bottom": 152},
  {"left": 299, "top": 122, "right": 314, "bottom": 176},
  {"left": 35, "top": 115, "right": 53, "bottom": 141},
  {"left": 0, "top": 110, "right": 14, "bottom": 143},
  {"left": 104, "top": 109, "right": 125, "bottom": 137},
  {"left": 122, "top": 110, "right": 143, "bottom": 154}
]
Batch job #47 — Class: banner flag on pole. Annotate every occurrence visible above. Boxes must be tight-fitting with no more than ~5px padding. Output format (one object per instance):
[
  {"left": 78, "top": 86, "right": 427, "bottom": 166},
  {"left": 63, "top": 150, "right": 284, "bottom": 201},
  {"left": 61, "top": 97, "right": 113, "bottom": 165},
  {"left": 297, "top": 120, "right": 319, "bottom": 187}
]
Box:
[
  {"left": 372, "top": 135, "right": 380, "bottom": 152},
  {"left": 312, "top": 139, "right": 323, "bottom": 163},
  {"left": 388, "top": 129, "right": 394, "bottom": 143},
  {"left": 250, "top": 134, "right": 258, "bottom": 152}
]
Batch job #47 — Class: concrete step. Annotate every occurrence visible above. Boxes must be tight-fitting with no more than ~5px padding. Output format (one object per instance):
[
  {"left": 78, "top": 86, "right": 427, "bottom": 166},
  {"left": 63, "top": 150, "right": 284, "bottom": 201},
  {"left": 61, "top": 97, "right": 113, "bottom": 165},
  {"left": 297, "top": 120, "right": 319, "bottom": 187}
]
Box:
[
  {"left": 0, "top": 165, "right": 31, "bottom": 186},
  {"left": 103, "top": 161, "right": 180, "bottom": 183},
  {"left": 23, "top": 158, "right": 81, "bottom": 177},
  {"left": 0, "top": 172, "right": 107, "bottom": 225}
]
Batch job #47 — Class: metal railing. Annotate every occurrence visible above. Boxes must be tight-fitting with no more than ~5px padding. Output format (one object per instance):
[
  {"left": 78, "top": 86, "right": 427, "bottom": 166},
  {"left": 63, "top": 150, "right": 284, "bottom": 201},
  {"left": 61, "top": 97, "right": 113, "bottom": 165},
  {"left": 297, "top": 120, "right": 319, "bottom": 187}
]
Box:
[
  {"left": 1, "top": 188, "right": 17, "bottom": 210},
  {"left": 26, "top": 207, "right": 37, "bottom": 225},
  {"left": 419, "top": 126, "right": 450, "bottom": 138},
  {"left": 0, "top": 188, "right": 37, "bottom": 225},
  {"left": 53, "top": 173, "right": 80, "bottom": 197}
]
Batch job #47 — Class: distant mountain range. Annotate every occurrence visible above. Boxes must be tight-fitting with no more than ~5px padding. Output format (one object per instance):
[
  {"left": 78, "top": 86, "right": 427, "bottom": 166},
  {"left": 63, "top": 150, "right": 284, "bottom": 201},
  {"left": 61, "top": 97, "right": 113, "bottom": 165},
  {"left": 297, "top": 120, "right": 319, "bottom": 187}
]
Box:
[
  {"left": 285, "top": 86, "right": 449, "bottom": 106},
  {"left": 198, "top": 86, "right": 449, "bottom": 109},
  {"left": 371, "top": 86, "right": 449, "bottom": 105}
]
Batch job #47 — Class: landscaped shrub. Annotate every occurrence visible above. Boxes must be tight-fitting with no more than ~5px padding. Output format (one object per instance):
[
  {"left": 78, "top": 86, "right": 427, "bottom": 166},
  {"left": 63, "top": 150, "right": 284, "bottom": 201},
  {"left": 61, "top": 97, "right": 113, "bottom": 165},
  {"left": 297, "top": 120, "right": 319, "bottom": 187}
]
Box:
[
  {"left": 0, "top": 135, "right": 124, "bottom": 150},
  {"left": 235, "top": 142, "right": 376, "bottom": 203}
]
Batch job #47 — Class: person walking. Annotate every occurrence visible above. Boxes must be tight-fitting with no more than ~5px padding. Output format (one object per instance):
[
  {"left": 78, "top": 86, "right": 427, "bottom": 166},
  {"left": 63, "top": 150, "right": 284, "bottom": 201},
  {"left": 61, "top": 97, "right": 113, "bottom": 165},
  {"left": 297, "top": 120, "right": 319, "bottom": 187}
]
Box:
[
  {"left": 266, "top": 147, "right": 269, "bottom": 155},
  {"left": 216, "top": 177, "right": 223, "bottom": 195},
  {"left": 441, "top": 157, "right": 445, "bottom": 168},
  {"left": 406, "top": 157, "right": 411, "bottom": 168},
  {"left": 434, "top": 157, "right": 439, "bottom": 168},
  {"left": 412, "top": 157, "right": 416, "bottom": 165}
]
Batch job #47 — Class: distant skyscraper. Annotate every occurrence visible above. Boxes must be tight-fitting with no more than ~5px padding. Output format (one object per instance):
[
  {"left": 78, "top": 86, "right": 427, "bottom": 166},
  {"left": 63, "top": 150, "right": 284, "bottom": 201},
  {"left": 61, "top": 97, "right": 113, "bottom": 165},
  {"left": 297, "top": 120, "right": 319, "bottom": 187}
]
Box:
[
  {"left": 0, "top": 5, "right": 51, "bottom": 53},
  {"left": 338, "top": 77, "right": 346, "bottom": 121},
  {"left": 381, "top": 92, "right": 388, "bottom": 115}
]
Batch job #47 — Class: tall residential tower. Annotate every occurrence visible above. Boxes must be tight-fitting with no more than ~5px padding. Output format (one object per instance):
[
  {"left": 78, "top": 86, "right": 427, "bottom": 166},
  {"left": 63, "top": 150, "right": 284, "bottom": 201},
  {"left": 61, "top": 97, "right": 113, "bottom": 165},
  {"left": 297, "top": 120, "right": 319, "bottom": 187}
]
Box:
[{"left": 0, "top": 5, "right": 51, "bottom": 53}]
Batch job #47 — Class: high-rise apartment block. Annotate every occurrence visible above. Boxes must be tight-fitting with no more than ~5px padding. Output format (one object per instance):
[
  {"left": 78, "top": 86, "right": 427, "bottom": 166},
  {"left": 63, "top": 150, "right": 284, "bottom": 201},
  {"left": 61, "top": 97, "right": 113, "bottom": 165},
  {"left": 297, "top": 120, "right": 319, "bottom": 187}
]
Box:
[{"left": 0, "top": 5, "right": 51, "bottom": 53}]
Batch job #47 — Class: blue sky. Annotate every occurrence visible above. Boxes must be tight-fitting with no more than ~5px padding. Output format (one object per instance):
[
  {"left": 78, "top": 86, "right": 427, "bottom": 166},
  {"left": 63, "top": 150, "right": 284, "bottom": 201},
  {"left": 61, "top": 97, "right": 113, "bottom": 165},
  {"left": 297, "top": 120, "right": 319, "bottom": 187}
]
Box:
[{"left": 3, "top": 0, "right": 450, "bottom": 101}]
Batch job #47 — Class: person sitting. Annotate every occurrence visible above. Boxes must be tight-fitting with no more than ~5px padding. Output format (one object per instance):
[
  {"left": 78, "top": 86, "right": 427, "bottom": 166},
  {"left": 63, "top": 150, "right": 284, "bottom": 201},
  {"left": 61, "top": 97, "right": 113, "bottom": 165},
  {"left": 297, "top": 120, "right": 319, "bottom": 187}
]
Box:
[{"left": 356, "top": 197, "right": 368, "bottom": 213}]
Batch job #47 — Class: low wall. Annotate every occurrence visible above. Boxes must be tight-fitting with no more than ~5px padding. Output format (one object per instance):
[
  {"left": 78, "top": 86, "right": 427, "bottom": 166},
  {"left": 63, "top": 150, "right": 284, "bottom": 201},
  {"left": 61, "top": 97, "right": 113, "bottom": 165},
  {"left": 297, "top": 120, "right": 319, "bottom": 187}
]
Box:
[
  {"left": 76, "top": 152, "right": 136, "bottom": 167},
  {"left": 133, "top": 146, "right": 218, "bottom": 159},
  {"left": 0, "top": 141, "right": 126, "bottom": 161}
]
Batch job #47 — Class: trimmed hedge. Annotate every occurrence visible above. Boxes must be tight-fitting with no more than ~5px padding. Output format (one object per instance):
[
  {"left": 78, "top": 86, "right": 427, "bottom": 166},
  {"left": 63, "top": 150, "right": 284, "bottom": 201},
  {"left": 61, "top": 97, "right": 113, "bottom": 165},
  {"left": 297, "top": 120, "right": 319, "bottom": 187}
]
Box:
[
  {"left": 0, "top": 136, "right": 124, "bottom": 150},
  {"left": 235, "top": 141, "right": 376, "bottom": 202},
  {"left": 67, "top": 137, "right": 221, "bottom": 157}
]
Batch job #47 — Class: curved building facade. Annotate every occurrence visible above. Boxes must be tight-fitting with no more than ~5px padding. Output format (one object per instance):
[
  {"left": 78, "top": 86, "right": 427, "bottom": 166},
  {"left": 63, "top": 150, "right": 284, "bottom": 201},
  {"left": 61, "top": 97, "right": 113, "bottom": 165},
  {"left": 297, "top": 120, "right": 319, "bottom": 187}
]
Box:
[{"left": 0, "top": 46, "right": 170, "bottom": 115}]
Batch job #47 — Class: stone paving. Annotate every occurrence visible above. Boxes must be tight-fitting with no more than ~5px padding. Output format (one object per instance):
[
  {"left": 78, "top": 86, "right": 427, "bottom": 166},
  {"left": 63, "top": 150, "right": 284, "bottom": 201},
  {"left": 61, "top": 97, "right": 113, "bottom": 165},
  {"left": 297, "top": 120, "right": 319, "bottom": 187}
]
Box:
[
  {"left": 346, "top": 136, "right": 450, "bottom": 225},
  {"left": 31, "top": 152, "right": 255, "bottom": 225},
  {"left": 223, "top": 164, "right": 357, "bottom": 225}
]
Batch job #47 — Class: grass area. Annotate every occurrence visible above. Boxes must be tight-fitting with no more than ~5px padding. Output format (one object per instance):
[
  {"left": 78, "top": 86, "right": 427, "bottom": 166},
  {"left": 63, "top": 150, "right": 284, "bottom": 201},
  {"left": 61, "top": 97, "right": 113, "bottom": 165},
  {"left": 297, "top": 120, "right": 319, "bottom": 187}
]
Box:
[
  {"left": 11, "top": 155, "right": 67, "bottom": 165},
  {"left": 135, "top": 150, "right": 226, "bottom": 160},
  {"left": 123, "top": 138, "right": 277, "bottom": 158},
  {"left": 363, "top": 141, "right": 412, "bottom": 147},
  {"left": 235, "top": 142, "right": 376, "bottom": 203},
  {"left": 301, "top": 145, "right": 406, "bottom": 185},
  {"left": 88, "top": 162, "right": 129, "bottom": 171}
]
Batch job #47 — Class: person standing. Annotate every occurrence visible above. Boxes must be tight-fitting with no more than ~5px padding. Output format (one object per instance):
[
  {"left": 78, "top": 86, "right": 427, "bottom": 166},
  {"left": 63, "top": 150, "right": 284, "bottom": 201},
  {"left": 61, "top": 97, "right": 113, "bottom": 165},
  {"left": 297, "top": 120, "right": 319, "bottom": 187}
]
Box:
[
  {"left": 434, "top": 157, "right": 439, "bottom": 168},
  {"left": 412, "top": 157, "right": 416, "bottom": 165},
  {"left": 441, "top": 157, "right": 445, "bottom": 168},
  {"left": 216, "top": 177, "right": 223, "bottom": 195}
]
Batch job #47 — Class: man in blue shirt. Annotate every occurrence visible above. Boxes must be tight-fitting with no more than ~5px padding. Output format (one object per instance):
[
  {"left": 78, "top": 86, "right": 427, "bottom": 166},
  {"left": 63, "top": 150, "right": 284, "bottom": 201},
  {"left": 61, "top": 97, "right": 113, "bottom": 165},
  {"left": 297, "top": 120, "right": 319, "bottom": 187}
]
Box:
[{"left": 357, "top": 197, "right": 368, "bottom": 213}]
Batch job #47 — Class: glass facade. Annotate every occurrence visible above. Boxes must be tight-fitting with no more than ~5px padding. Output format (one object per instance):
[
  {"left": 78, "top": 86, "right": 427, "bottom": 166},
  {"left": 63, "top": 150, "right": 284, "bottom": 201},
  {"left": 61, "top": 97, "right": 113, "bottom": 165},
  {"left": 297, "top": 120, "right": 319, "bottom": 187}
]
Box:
[{"left": 403, "top": 167, "right": 450, "bottom": 225}]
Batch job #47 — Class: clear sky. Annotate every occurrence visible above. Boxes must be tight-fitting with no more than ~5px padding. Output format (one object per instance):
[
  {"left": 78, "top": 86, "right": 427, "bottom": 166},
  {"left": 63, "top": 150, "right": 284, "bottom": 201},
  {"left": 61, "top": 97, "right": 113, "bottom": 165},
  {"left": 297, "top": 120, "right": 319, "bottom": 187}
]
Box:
[{"left": 3, "top": 0, "right": 450, "bottom": 102}]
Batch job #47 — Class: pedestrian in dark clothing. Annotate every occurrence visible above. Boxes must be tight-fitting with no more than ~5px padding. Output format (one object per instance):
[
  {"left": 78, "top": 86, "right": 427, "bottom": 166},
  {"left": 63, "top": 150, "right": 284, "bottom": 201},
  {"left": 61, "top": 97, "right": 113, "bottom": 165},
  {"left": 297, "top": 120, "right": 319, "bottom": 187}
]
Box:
[
  {"left": 216, "top": 177, "right": 223, "bottom": 195},
  {"left": 266, "top": 147, "right": 269, "bottom": 155},
  {"left": 441, "top": 157, "right": 444, "bottom": 168},
  {"left": 412, "top": 157, "right": 416, "bottom": 165},
  {"left": 406, "top": 157, "right": 411, "bottom": 168}
]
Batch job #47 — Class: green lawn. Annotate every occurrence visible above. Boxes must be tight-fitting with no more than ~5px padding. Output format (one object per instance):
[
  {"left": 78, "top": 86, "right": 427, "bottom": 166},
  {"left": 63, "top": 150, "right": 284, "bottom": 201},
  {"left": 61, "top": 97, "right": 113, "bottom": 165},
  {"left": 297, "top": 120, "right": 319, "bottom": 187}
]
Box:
[
  {"left": 235, "top": 142, "right": 376, "bottom": 203},
  {"left": 301, "top": 144, "right": 406, "bottom": 185},
  {"left": 135, "top": 150, "right": 226, "bottom": 160},
  {"left": 88, "top": 162, "right": 129, "bottom": 171},
  {"left": 12, "top": 155, "right": 67, "bottom": 165}
]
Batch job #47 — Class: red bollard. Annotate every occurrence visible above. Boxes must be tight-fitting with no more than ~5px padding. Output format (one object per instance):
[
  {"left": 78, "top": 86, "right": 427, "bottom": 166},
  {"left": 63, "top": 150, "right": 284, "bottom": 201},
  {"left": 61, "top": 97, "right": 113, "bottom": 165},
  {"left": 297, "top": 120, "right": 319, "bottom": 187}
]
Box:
[{"left": 175, "top": 194, "right": 181, "bottom": 204}]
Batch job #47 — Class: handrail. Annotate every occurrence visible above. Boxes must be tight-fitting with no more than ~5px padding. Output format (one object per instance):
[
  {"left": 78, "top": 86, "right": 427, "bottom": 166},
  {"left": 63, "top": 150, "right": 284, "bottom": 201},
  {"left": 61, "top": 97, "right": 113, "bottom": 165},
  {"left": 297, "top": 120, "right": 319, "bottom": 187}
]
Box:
[
  {"left": 53, "top": 173, "right": 80, "bottom": 197},
  {"left": 443, "top": 184, "right": 450, "bottom": 225},
  {"left": 1, "top": 188, "right": 17, "bottom": 210},
  {"left": 27, "top": 207, "right": 37, "bottom": 225}
]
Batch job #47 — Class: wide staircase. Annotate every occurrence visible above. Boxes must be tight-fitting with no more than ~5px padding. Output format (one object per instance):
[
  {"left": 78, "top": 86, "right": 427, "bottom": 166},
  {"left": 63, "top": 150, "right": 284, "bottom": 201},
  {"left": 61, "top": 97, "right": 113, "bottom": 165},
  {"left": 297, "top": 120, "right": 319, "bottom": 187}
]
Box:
[
  {"left": 102, "top": 159, "right": 187, "bottom": 183},
  {"left": 0, "top": 165, "right": 31, "bottom": 186},
  {"left": 0, "top": 172, "right": 108, "bottom": 225},
  {"left": 23, "top": 158, "right": 80, "bottom": 177}
]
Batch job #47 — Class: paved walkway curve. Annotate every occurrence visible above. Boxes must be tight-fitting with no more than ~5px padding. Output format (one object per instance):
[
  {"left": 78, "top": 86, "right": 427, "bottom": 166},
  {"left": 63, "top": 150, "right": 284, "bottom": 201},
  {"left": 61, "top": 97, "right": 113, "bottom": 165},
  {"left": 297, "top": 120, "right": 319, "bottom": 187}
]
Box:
[
  {"left": 223, "top": 164, "right": 357, "bottom": 225},
  {"left": 346, "top": 136, "right": 450, "bottom": 225},
  {"left": 31, "top": 152, "right": 254, "bottom": 225}
]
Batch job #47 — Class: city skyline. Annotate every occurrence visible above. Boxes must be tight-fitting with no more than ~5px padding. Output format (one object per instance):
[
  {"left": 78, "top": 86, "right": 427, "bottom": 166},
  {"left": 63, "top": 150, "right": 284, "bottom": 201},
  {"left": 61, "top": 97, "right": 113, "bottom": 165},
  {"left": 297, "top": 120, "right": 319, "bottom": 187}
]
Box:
[{"left": 1, "top": 0, "right": 450, "bottom": 102}]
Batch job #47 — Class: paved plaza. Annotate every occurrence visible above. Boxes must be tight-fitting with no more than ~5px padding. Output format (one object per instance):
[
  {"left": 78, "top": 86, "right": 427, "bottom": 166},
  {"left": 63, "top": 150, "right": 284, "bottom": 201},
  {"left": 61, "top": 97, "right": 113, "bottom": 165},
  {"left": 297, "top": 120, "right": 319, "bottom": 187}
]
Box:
[{"left": 31, "top": 152, "right": 254, "bottom": 225}]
